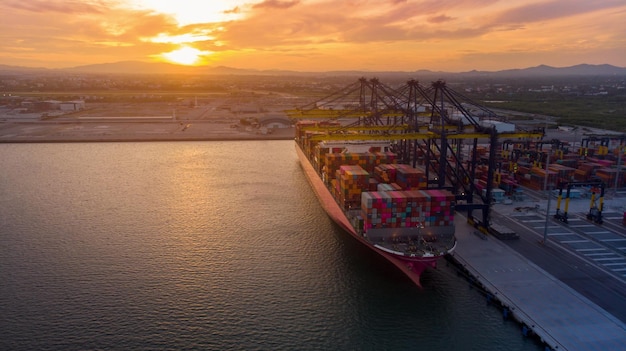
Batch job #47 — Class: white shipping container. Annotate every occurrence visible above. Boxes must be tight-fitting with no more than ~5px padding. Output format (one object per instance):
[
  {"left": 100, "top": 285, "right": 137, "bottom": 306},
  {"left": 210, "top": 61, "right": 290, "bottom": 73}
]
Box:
[{"left": 479, "top": 120, "right": 516, "bottom": 133}]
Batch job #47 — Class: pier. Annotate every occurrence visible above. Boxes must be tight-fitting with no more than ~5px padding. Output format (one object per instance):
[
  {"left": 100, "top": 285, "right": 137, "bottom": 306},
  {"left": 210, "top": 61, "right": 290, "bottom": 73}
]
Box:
[{"left": 450, "top": 214, "right": 626, "bottom": 351}]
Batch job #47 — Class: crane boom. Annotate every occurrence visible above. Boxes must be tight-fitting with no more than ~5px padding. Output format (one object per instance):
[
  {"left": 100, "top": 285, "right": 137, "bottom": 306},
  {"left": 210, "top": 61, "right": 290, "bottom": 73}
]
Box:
[{"left": 286, "top": 109, "right": 405, "bottom": 119}]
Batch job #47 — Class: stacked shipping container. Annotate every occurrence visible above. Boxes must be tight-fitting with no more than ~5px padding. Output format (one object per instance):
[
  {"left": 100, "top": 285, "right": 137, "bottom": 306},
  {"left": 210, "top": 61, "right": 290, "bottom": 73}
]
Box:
[
  {"left": 372, "top": 164, "right": 427, "bottom": 189},
  {"left": 361, "top": 190, "right": 455, "bottom": 231},
  {"left": 336, "top": 165, "right": 370, "bottom": 210},
  {"left": 596, "top": 168, "right": 624, "bottom": 188},
  {"left": 396, "top": 164, "right": 428, "bottom": 189},
  {"left": 324, "top": 152, "right": 397, "bottom": 182}
]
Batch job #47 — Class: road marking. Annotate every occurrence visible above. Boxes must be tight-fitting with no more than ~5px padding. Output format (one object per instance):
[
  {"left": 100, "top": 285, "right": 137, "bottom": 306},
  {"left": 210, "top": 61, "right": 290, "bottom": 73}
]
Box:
[
  {"left": 585, "top": 231, "right": 611, "bottom": 235},
  {"left": 548, "top": 232, "right": 576, "bottom": 236},
  {"left": 603, "top": 262, "right": 626, "bottom": 266},
  {"left": 561, "top": 240, "right": 590, "bottom": 243},
  {"left": 576, "top": 248, "right": 606, "bottom": 252},
  {"left": 570, "top": 224, "right": 595, "bottom": 228},
  {"left": 586, "top": 253, "right": 615, "bottom": 256},
  {"left": 603, "top": 239, "right": 626, "bottom": 242},
  {"left": 594, "top": 257, "right": 626, "bottom": 261}
]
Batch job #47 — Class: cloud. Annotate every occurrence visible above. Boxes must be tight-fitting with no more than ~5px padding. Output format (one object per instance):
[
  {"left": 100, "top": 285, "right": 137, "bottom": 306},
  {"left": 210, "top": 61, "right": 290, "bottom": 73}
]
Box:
[
  {"left": 2, "top": 0, "right": 107, "bottom": 14},
  {"left": 427, "top": 14, "right": 455, "bottom": 24},
  {"left": 253, "top": 0, "right": 301, "bottom": 9},
  {"left": 194, "top": 0, "right": 626, "bottom": 71},
  {"left": 224, "top": 6, "right": 241, "bottom": 15},
  {"left": 208, "top": 0, "right": 494, "bottom": 48},
  {"left": 0, "top": 0, "right": 624, "bottom": 70},
  {"left": 489, "top": 0, "right": 626, "bottom": 25},
  {"left": 0, "top": 0, "right": 181, "bottom": 66}
]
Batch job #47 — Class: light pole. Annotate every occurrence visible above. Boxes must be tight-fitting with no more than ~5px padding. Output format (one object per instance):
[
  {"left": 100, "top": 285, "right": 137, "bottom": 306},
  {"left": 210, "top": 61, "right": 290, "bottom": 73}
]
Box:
[
  {"left": 543, "top": 146, "right": 551, "bottom": 194},
  {"left": 542, "top": 185, "right": 552, "bottom": 245},
  {"left": 615, "top": 144, "right": 623, "bottom": 193},
  {"left": 542, "top": 147, "right": 552, "bottom": 245}
]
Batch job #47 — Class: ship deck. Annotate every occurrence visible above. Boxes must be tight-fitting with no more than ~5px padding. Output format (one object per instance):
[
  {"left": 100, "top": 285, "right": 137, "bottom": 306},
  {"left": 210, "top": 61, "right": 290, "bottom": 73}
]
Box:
[
  {"left": 345, "top": 209, "right": 455, "bottom": 258},
  {"left": 297, "top": 143, "right": 455, "bottom": 259}
]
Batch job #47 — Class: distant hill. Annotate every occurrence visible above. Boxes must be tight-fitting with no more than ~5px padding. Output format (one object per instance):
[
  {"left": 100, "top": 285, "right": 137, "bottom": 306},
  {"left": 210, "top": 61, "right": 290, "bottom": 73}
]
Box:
[
  {"left": 65, "top": 62, "right": 625, "bottom": 77},
  {"left": 63, "top": 61, "right": 199, "bottom": 75},
  {"left": 0, "top": 64, "right": 50, "bottom": 75},
  {"left": 458, "top": 64, "right": 626, "bottom": 78},
  {"left": 1, "top": 62, "right": 624, "bottom": 77}
]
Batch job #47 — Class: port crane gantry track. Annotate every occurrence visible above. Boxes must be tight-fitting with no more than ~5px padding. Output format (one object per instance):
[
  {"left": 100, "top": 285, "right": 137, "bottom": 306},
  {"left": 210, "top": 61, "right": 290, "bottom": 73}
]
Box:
[{"left": 287, "top": 78, "right": 543, "bottom": 232}]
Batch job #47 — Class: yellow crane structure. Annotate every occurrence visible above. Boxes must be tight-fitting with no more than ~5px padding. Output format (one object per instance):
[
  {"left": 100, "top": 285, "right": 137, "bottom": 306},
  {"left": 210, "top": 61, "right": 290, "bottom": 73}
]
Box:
[{"left": 288, "top": 78, "right": 544, "bottom": 231}]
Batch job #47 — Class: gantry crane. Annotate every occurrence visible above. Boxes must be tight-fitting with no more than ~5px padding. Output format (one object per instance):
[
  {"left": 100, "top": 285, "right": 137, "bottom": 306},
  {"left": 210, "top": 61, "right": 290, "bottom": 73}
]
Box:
[
  {"left": 554, "top": 181, "right": 606, "bottom": 224},
  {"left": 287, "top": 78, "right": 543, "bottom": 232}
]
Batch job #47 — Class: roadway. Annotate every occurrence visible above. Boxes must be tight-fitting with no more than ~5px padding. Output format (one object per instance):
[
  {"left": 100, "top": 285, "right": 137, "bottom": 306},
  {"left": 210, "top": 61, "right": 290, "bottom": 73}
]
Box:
[{"left": 489, "top": 193, "right": 626, "bottom": 324}]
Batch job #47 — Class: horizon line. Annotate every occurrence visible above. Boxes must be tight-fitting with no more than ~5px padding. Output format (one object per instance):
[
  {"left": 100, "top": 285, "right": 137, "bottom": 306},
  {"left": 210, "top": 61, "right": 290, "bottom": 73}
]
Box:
[{"left": 1, "top": 61, "right": 626, "bottom": 72}]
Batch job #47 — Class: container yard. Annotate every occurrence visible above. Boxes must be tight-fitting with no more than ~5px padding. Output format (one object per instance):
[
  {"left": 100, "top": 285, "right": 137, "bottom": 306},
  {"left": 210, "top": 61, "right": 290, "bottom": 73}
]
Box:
[{"left": 496, "top": 138, "right": 625, "bottom": 192}]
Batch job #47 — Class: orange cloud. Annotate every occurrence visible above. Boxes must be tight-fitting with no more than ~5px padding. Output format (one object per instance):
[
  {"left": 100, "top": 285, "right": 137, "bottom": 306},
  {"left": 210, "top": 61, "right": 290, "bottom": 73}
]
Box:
[
  {"left": 4, "top": 0, "right": 105, "bottom": 14},
  {"left": 253, "top": 0, "right": 301, "bottom": 9},
  {"left": 489, "top": 0, "right": 626, "bottom": 24},
  {"left": 0, "top": 0, "right": 180, "bottom": 67},
  {"left": 0, "top": 0, "right": 624, "bottom": 71},
  {"left": 427, "top": 14, "right": 455, "bottom": 24}
]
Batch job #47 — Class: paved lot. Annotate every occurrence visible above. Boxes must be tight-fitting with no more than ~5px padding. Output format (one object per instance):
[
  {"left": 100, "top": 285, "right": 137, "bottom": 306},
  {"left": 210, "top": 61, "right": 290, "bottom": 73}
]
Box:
[
  {"left": 453, "top": 215, "right": 626, "bottom": 351},
  {"left": 483, "top": 194, "right": 626, "bottom": 329},
  {"left": 493, "top": 196, "right": 626, "bottom": 281}
]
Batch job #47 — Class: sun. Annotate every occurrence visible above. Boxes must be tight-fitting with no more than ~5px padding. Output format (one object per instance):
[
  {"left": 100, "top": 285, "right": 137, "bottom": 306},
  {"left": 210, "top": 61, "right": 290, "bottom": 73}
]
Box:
[{"left": 162, "top": 46, "right": 204, "bottom": 65}]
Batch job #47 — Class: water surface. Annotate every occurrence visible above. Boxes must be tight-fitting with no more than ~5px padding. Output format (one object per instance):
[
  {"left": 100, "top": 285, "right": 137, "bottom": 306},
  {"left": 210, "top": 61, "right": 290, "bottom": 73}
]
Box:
[{"left": 0, "top": 141, "right": 541, "bottom": 350}]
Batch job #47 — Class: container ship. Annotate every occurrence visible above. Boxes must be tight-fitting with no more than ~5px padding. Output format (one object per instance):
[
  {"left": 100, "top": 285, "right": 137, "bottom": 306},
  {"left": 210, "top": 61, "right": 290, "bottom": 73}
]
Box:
[{"left": 295, "top": 121, "right": 457, "bottom": 286}]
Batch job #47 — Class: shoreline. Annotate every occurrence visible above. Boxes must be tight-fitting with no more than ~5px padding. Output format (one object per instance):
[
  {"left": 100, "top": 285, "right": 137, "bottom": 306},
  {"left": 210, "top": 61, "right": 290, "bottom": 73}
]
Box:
[
  {"left": 0, "top": 120, "right": 296, "bottom": 144},
  {"left": 0, "top": 135, "right": 294, "bottom": 144}
]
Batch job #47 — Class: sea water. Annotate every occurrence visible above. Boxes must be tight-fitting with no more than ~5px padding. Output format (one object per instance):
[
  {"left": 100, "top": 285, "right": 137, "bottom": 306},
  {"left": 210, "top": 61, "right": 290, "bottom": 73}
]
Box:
[{"left": 0, "top": 141, "right": 542, "bottom": 350}]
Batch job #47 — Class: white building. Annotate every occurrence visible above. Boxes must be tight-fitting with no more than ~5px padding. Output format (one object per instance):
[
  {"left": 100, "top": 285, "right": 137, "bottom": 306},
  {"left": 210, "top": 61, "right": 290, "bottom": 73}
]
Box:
[{"left": 59, "top": 100, "right": 85, "bottom": 111}]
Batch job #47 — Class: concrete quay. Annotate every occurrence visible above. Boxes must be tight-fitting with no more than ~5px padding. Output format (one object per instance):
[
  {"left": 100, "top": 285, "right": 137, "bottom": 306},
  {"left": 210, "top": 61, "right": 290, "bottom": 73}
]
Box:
[{"left": 449, "top": 214, "right": 626, "bottom": 351}]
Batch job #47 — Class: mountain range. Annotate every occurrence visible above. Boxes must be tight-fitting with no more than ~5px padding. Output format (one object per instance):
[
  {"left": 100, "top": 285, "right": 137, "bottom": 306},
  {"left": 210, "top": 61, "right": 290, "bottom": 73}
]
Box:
[{"left": 0, "top": 61, "right": 625, "bottom": 78}]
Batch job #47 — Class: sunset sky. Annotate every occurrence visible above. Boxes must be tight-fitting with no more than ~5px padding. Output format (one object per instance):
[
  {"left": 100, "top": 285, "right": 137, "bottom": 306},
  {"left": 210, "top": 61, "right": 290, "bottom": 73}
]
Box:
[{"left": 1, "top": 0, "right": 625, "bottom": 72}]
